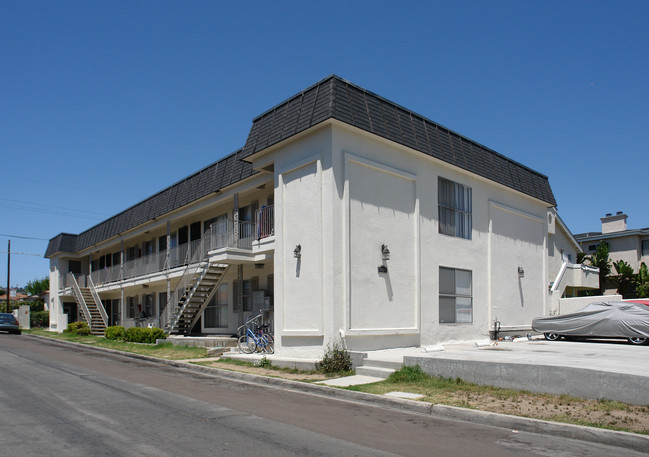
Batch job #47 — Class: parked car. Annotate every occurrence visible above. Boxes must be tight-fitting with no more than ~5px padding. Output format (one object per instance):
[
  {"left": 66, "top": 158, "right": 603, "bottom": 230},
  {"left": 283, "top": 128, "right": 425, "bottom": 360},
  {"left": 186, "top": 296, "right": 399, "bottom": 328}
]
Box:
[
  {"left": 532, "top": 301, "right": 649, "bottom": 345},
  {"left": 0, "top": 313, "right": 21, "bottom": 335}
]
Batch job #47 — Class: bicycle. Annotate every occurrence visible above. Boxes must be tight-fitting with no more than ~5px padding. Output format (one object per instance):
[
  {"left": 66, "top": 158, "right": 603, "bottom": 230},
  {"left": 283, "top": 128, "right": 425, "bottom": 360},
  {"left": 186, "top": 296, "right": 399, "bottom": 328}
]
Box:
[{"left": 237, "top": 314, "right": 274, "bottom": 354}]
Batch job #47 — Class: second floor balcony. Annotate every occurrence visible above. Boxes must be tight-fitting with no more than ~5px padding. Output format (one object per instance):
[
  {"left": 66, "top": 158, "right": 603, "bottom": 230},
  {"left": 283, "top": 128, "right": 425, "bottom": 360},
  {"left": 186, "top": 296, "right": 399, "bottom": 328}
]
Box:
[{"left": 61, "top": 207, "right": 274, "bottom": 291}]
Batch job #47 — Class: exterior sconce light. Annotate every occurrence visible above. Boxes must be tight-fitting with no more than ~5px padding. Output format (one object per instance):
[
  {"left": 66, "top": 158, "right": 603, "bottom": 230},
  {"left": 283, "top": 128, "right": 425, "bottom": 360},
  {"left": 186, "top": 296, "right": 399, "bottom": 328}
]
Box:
[
  {"left": 294, "top": 244, "right": 302, "bottom": 259},
  {"left": 378, "top": 244, "right": 390, "bottom": 273},
  {"left": 518, "top": 266, "right": 525, "bottom": 278},
  {"left": 381, "top": 244, "right": 390, "bottom": 261}
]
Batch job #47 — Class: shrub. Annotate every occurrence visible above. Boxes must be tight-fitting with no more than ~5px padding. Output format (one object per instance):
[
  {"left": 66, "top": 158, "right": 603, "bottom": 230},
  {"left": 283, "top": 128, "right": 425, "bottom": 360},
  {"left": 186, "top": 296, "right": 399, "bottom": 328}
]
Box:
[
  {"left": 125, "top": 327, "right": 146, "bottom": 343},
  {"left": 64, "top": 321, "right": 90, "bottom": 335},
  {"left": 30, "top": 310, "right": 49, "bottom": 328},
  {"left": 147, "top": 327, "right": 167, "bottom": 342},
  {"left": 124, "top": 326, "right": 166, "bottom": 343},
  {"left": 319, "top": 340, "right": 352, "bottom": 373},
  {"left": 105, "top": 325, "right": 126, "bottom": 341}
]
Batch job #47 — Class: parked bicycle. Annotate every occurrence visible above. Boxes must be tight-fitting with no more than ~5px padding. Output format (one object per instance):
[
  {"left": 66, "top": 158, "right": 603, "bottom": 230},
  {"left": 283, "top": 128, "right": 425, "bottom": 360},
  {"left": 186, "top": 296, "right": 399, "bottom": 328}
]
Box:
[{"left": 237, "top": 313, "right": 274, "bottom": 354}]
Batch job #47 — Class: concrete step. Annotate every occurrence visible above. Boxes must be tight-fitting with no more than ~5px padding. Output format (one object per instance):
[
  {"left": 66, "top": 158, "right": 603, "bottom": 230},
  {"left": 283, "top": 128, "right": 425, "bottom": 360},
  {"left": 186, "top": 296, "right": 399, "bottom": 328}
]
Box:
[
  {"left": 361, "top": 358, "right": 404, "bottom": 370},
  {"left": 355, "top": 365, "right": 396, "bottom": 379}
]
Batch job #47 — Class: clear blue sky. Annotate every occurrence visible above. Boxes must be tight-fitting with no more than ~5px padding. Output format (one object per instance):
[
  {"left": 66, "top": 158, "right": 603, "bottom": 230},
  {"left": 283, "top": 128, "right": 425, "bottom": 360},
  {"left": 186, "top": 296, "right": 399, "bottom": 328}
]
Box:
[{"left": 1, "top": 0, "right": 648, "bottom": 288}]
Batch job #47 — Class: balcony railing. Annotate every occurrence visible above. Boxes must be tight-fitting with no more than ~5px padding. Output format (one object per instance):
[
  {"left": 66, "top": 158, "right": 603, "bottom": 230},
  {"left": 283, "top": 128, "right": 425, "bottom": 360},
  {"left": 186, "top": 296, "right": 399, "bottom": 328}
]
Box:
[{"left": 68, "top": 207, "right": 274, "bottom": 290}]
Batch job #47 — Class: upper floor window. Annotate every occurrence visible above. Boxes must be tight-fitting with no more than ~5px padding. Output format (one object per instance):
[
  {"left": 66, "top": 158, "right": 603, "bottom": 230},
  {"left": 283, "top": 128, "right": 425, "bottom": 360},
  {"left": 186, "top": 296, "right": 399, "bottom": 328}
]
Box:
[
  {"left": 438, "top": 177, "right": 472, "bottom": 240},
  {"left": 643, "top": 240, "right": 649, "bottom": 256}
]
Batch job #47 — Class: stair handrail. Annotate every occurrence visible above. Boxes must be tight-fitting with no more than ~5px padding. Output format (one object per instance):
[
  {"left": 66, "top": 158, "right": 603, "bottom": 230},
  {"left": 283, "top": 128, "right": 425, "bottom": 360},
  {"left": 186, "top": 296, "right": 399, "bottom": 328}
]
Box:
[
  {"left": 185, "top": 264, "right": 230, "bottom": 332},
  {"left": 87, "top": 276, "right": 109, "bottom": 328},
  {"left": 69, "top": 272, "right": 92, "bottom": 326},
  {"left": 164, "top": 228, "right": 213, "bottom": 333}
]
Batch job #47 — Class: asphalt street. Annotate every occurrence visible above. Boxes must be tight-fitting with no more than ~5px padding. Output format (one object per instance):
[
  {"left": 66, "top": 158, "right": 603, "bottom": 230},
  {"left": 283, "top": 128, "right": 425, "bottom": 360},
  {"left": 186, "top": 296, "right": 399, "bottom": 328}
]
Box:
[{"left": 0, "top": 334, "right": 646, "bottom": 457}]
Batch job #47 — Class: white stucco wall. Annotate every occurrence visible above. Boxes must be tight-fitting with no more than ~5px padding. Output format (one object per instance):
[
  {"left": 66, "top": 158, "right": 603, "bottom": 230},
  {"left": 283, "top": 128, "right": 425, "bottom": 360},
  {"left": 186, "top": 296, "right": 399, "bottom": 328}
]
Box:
[{"left": 260, "top": 122, "right": 552, "bottom": 357}]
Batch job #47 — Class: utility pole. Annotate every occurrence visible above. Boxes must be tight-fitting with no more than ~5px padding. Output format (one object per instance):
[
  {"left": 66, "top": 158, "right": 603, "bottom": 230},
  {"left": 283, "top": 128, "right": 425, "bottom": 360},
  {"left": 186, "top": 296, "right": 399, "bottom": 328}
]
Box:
[{"left": 6, "top": 240, "right": 10, "bottom": 313}]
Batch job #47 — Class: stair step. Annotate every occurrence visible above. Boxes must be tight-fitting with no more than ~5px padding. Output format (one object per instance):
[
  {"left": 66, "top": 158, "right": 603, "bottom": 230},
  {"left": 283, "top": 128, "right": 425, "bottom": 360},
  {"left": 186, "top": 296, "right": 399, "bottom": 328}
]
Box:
[{"left": 354, "top": 366, "right": 396, "bottom": 379}]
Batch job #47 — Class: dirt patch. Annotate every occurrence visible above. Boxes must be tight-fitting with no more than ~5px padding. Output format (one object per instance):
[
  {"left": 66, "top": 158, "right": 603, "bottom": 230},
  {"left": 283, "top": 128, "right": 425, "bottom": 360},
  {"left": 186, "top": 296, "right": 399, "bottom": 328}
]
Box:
[
  {"left": 442, "top": 390, "right": 649, "bottom": 434},
  {"left": 205, "top": 361, "right": 331, "bottom": 382}
]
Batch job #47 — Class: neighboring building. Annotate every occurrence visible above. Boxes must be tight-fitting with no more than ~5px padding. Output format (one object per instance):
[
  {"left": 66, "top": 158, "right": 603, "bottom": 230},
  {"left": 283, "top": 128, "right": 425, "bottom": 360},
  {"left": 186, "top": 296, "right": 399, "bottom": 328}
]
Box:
[
  {"left": 575, "top": 212, "right": 649, "bottom": 294},
  {"left": 45, "top": 75, "right": 592, "bottom": 357}
]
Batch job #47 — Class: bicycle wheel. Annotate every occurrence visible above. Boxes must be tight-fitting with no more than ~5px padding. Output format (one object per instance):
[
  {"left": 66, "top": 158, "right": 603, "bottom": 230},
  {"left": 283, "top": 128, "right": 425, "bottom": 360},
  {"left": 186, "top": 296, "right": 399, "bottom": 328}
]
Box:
[
  {"left": 262, "top": 334, "right": 274, "bottom": 354},
  {"left": 238, "top": 334, "right": 256, "bottom": 354}
]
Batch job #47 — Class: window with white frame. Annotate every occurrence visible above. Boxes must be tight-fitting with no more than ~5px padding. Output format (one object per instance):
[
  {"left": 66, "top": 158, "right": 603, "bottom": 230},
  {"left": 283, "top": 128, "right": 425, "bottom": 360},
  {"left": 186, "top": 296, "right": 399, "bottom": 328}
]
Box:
[
  {"left": 438, "top": 177, "right": 472, "bottom": 239},
  {"left": 439, "top": 267, "right": 473, "bottom": 323},
  {"left": 204, "top": 283, "right": 229, "bottom": 328}
]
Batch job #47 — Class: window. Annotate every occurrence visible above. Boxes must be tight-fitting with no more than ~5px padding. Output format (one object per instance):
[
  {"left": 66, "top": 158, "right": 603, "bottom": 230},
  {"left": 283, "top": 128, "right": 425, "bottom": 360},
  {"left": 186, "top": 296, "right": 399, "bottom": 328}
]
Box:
[
  {"left": 159, "top": 292, "right": 167, "bottom": 317},
  {"left": 643, "top": 240, "right": 649, "bottom": 256},
  {"left": 438, "top": 177, "right": 472, "bottom": 239},
  {"left": 439, "top": 267, "right": 473, "bottom": 323},
  {"left": 143, "top": 240, "right": 154, "bottom": 256},
  {"left": 588, "top": 244, "right": 597, "bottom": 252},
  {"left": 204, "top": 283, "right": 229, "bottom": 328},
  {"left": 127, "top": 296, "right": 136, "bottom": 319},
  {"left": 144, "top": 294, "right": 154, "bottom": 317},
  {"left": 234, "top": 277, "right": 258, "bottom": 313}
]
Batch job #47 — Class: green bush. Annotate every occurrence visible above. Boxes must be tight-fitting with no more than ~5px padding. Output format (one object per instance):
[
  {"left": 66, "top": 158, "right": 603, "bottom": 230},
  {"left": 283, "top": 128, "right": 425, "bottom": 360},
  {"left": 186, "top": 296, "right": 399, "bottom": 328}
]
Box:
[
  {"left": 125, "top": 327, "right": 146, "bottom": 343},
  {"left": 105, "top": 325, "right": 126, "bottom": 340},
  {"left": 147, "top": 327, "right": 167, "bottom": 342},
  {"left": 319, "top": 340, "right": 352, "bottom": 373},
  {"left": 30, "top": 310, "right": 49, "bottom": 328},
  {"left": 124, "top": 326, "right": 166, "bottom": 343},
  {"left": 64, "top": 321, "right": 91, "bottom": 335}
]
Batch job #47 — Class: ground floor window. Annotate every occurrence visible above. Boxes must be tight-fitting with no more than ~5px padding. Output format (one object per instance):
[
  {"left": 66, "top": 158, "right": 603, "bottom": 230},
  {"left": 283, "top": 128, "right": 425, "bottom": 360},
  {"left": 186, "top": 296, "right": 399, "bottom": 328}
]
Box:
[
  {"left": 204, "top": 283, "right": 229, "bottom": 328},
  {"left": 439, "top": 267, "right": 472, "bottom": 323},
  {"left": 127, "top": 296, "right": 136, "bottom": 319},
  {"left": 234, "top": 277, "right": 258, "bottom": 313},
  {"left": 143, "top": 294, "right": 154, "bottom": 318}
]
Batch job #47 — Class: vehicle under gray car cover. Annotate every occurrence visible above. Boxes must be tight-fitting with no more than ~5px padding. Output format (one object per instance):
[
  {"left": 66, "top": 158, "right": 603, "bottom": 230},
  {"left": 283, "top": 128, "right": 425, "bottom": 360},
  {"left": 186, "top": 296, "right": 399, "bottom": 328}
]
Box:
[{"left": 532, "top": 301, "right": 649, "bottom": 338}]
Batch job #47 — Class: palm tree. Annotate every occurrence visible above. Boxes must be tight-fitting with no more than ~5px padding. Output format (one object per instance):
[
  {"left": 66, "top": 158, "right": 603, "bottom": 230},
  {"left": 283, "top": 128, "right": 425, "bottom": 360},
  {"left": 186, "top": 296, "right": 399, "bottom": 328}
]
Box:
[
  {"left": 582, "top": 241, "right": 611, "bottom": 295},
  {"left": 612, "top": 260, "right": 636, "bottom": 298}
]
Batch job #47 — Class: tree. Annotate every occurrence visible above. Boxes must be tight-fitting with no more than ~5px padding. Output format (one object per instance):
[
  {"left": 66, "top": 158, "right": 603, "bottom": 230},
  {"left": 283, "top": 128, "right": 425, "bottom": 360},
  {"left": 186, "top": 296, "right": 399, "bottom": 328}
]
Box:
[
  {"left": 611, "top": 260, "right": 636, "bottom": 298},
  {"left": 582, "top": 241, "right": 611, "bottom": 295},
  {"left": 636, "top": 262, "right": 649, "bottom": 298},
  {"left": 24, "top": 277, "right": 49, "bottom": 296}
]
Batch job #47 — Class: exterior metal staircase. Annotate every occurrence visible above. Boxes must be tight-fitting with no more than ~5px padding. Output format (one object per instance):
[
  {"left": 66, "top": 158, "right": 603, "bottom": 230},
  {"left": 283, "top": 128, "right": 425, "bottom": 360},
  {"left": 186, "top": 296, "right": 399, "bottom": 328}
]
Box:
[
  {"left": 68, "top": 273, "right": 108, "bottom": 335},
  {"left": 78, "top": 287, "right": 107, "bottom": 335},
  {"left": 165, "top": 262, "right": 230, "bottom": 335}
]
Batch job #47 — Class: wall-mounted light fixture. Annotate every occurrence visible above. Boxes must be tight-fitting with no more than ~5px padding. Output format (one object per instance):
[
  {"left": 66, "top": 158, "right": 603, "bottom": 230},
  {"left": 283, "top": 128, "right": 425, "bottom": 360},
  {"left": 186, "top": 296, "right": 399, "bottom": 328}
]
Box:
[
  {"left": 294, "top": 244, "right": 302, "bottom": 259},
  {"left": 378, "top": 244, "right": 390, "bottom": 273},
  {"left": 518, "top": 266, "right": 525, "bottom": 278},
  {"left": 381, "top": 244, "right": 390, "bottom": 261}
]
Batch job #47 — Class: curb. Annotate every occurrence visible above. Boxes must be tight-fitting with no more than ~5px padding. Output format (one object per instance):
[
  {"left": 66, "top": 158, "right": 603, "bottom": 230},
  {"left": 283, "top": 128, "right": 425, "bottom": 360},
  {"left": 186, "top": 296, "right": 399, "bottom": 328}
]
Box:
[{"left": 25, "top": 334, "right": 649, "bottom": 453}]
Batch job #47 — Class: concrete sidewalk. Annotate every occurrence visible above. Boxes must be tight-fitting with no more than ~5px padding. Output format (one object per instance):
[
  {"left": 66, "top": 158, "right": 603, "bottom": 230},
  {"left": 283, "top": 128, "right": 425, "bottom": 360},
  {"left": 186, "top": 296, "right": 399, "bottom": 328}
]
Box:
[{"left": 362, "top": 338, "right": 649, "bottom": 405}]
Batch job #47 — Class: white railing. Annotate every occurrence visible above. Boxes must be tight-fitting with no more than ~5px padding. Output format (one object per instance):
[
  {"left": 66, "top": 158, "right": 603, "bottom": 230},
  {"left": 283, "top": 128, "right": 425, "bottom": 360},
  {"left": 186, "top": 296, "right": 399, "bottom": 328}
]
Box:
[
  {"left": 164, "top": 228, "right": 215, "bottom": 333},
  {"left": 68, "top": 273, "right": 92, "bottom": 325},
  {"left": 87, "top": 276, "right": 109, "bottom": 328},
  {"left": 67, "top": 207, "right": 275, "bottom": 290},
  {"left": 256, "top": 206, "right": 274, "bottom": 239}
]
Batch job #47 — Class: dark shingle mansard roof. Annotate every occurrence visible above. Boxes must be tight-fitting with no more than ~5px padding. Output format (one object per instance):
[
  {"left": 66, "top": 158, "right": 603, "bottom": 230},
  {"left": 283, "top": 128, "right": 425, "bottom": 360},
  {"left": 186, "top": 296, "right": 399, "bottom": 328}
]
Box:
[
  {"left": 242, "top": 75, "right": 556, "bottom": 206},
  {"left": 45, "top": 149, "right": 255, "bottom": 257}
]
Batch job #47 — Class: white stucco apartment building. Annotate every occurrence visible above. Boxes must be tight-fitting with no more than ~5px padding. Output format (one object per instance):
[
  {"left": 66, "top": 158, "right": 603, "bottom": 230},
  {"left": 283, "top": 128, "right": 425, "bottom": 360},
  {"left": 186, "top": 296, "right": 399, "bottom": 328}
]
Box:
[{"left": 45, "top": 75, "right": 594, "bottom": 357}]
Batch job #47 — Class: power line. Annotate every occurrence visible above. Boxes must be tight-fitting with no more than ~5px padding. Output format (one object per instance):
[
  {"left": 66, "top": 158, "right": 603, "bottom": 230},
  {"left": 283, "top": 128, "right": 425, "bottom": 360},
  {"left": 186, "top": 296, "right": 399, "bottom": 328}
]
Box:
[
  {"left": 0, "top": 203, "right": 105, "bottom": 220},
  {"left": 0, "top": 251, "right": 43, "bottom": 257},
  {"left": 0, "top": 197, "right": 109, "bottom": 217},
  {"left": 6, "top": 175, "right": 140, "bottom": 198},
  {"left": 0, "top": 234, "right": 50, "bottom": 241}
]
